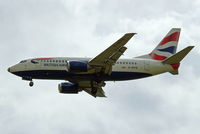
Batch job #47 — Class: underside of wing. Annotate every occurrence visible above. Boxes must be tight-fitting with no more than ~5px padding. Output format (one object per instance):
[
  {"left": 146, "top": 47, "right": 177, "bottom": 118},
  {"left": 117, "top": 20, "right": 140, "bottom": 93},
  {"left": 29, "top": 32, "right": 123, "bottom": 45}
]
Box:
[
  {"left": 83, "top": 87, "right": 106, "bottom": 98},
  {"left": 68, "top": 81, "right": 107, "bottom": 98}
]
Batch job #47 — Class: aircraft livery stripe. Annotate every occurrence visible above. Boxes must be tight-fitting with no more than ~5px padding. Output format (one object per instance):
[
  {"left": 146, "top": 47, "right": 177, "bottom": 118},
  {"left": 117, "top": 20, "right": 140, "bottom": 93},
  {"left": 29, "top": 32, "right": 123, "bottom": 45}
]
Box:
[
  {"left": 149, "top": 53, "right": 167, "bottom": 61},
  {"left": 171, "top": 63, "right": 180, "bottom": 70},
  {"left": 13, "top": 70, "right": 152, "bottom": 81},
  {"left": 158, "top": 46, "right": 176, "bottom": 54},
  {"left": 159, "top": 32, "right": 180, "bottom": 46}
]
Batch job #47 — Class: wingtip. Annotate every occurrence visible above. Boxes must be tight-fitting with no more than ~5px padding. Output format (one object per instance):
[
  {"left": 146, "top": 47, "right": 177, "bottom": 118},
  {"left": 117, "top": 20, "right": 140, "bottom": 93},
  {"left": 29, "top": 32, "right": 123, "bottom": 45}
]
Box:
[
  {"left": 190, "top": 46, "right": 195, "bottom": 48},
  {"left": 125, "top": 33, "right": 137, "bottom": 38},
  {"left": 187, "top": 46, "right": 195, "bottom": 50},
  {"left": 125, "top": 33, "right": 137, "bottom": 35}
]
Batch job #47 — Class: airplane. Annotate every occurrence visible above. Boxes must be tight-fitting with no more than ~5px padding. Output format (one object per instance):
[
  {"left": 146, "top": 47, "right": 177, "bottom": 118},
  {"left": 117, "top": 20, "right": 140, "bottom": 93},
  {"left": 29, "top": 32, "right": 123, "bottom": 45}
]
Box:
[{"left": 8, "top": 28, "right": 194, "bottom": 97}]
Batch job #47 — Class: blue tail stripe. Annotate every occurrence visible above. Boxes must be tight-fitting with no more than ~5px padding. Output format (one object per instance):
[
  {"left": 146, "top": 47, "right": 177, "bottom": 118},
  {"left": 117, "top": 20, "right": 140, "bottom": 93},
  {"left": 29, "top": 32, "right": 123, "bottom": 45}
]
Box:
[{"left": 158, "top": 46, "right": 176, "bottom": 54}]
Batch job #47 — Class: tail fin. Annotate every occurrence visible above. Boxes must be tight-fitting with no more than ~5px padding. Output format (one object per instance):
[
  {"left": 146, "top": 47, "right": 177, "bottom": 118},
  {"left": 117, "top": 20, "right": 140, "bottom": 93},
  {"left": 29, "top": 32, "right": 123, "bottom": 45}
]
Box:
[
  {"left": 137, "top": 28, "right": 181, "bottom": 60},
  {"left": 162, "top": 46, "right": 194, "bottom": 75}
]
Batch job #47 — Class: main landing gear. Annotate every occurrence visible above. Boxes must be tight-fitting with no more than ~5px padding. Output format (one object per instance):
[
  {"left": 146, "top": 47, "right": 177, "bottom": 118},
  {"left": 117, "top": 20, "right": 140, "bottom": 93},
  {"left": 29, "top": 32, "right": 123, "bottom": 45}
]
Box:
[
  {"left": 90, "top": 80, "right": 106, "bottom": 96},
  {"left": 29, "top": 81, "right": 34, "bottom": 87},
  {"left": 91, "top": 87, "right": 97, "bottom": 95},
  {"left": 91, "top": 81, "right": 97, "bottom": 95}
]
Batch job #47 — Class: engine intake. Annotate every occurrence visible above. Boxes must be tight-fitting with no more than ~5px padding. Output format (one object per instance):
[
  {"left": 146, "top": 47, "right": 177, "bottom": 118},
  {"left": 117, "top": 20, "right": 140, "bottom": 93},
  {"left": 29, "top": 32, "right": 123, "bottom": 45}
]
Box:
[
  {"left": 58, "top": 82, "right": 78, "bottom": 94},
  {"left": 67, "top": 61, "right": 88, "bottom": 72}
]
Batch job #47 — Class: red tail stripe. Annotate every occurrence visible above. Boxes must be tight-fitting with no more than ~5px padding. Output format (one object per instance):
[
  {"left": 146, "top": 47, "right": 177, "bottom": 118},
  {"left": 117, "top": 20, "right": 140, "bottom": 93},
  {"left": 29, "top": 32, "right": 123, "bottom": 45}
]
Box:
[
  {"left": 159, "top": 32, "right": 180, "bottom": 46},
  {"left": 149, "top": 53, "right": 167, "bottom": 61},
  {"left": 171, "top": 63, "right": 180, "bottom": 70}
]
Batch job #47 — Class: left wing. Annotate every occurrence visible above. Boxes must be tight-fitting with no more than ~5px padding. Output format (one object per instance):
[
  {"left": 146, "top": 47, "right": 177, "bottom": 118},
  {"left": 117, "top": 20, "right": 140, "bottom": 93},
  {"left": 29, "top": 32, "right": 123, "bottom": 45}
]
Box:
[
  {"left": 89, "top": 33, "right": 136, "bottom": 75},
  {"left": 84, "top": 87, "right": 106, "bottom": 97},
  {"left": 76, "top": 81, "right": 106, "bottom": 97}
]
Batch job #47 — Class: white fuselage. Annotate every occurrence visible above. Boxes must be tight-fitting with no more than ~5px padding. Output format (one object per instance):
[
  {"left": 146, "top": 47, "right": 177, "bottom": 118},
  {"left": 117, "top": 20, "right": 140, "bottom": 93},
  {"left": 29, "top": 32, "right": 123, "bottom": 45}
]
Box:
[{"left": 8, "top": 57, "right": 174, "bottom": 81}]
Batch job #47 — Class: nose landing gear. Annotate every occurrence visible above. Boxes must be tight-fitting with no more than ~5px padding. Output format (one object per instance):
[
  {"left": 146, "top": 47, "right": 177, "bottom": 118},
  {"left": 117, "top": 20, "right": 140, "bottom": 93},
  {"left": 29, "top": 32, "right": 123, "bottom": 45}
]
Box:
[
  {"left": 29, "top": 81, "right": 34, "bottom": 87},
  {"left": 22, "top": 76, "right": 34, "bottom": 87}
]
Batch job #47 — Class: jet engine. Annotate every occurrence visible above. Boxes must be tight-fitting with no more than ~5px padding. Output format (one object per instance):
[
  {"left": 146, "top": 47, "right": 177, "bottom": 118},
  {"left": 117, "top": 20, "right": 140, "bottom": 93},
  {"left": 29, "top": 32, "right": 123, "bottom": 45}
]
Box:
[
  {"left": 58, "top": 82, "right": 78, "bottom": 94},
  {"left": 66, "top": 61, "right": 89, "bottom": 72}
]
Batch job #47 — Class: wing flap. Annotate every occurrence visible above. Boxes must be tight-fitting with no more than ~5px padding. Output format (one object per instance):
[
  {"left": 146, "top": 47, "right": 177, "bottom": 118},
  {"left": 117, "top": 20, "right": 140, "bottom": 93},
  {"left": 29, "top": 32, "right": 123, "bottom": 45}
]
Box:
[
  {"left": 109, "top": 46, "right": 127, "bottom": 63},
  {"left": 103, "top": 46, "right": 127, "bottom": 74}
]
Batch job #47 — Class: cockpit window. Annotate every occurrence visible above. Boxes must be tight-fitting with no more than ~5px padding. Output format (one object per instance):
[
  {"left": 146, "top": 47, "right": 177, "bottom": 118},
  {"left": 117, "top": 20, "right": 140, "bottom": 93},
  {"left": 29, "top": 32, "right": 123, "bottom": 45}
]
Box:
[
  {"left": 31, "top": 60, "right": 38, "bottom": 64},
  {"left": 20, "top": 60, "right": 27, "bottom": 63}
]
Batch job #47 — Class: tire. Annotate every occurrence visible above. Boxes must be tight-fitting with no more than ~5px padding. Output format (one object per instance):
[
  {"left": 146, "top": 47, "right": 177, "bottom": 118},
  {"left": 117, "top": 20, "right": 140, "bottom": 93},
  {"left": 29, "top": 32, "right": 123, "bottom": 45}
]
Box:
[{"left": 29, "top": 81, "right": 34, "bottom": 87}]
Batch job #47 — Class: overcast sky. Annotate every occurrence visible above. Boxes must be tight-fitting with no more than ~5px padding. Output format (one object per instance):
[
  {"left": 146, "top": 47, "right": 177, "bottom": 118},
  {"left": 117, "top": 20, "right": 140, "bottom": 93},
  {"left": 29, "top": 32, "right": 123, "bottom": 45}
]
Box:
[{"left": 0, "top": 0, "right": 200, "bottom": 134}]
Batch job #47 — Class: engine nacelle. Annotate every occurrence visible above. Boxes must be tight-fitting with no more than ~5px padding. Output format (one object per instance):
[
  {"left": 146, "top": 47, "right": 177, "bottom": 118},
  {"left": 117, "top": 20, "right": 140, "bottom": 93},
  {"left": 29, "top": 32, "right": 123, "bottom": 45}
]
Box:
[
  {"left": 67, "top": 61, "right": 88, "bottom": 72},
  {"left": 58, "top": 82, "right": 78, "bottom": 94}
]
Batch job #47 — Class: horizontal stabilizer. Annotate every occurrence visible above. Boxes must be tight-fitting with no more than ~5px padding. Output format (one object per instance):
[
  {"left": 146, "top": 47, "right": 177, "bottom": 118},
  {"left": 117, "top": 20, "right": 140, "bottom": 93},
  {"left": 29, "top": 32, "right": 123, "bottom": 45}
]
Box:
[{"left": 162, "top": 46, "right": 194, "bottom": 64}]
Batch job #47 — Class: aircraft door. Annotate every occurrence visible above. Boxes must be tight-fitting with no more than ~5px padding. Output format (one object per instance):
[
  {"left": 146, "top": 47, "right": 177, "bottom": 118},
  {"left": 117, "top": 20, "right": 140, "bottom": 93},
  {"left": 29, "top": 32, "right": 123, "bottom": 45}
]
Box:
[
  {"left": 144, "top": 60, "right": 150, "bottom": 71},
  {"left": 24, "top": 64, "right": 27, "bottom": 70}
]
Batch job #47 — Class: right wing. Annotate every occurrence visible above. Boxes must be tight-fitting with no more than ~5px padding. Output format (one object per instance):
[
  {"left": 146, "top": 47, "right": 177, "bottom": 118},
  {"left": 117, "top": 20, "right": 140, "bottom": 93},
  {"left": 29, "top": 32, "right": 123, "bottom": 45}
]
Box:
[
  {"left": 89, "top": 33, "right": 136, "bottom": 75},
  {"left": 162, "top": 46, "right": 194, "bottom": 64}
]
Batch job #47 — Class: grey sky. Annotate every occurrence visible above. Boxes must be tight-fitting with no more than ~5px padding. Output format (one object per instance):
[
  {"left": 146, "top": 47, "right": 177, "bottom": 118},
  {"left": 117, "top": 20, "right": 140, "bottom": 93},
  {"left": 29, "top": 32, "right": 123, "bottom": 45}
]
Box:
[{"left": 0, "top": 0, "right": 200, "bottom": 134}]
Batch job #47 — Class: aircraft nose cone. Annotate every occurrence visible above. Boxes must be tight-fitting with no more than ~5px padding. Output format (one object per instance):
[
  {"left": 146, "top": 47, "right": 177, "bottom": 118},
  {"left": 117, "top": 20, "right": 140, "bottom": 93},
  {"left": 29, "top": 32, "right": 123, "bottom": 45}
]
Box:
[{"left": 8, "top": 67, "right": 11, "bottom": 72}]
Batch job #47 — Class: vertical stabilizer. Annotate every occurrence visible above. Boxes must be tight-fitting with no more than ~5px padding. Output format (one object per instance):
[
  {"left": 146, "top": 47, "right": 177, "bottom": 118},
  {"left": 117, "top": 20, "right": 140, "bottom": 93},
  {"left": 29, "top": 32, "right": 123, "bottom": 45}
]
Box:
[{"left": 137, "top": 28, "right": 181, "bottom": 60}]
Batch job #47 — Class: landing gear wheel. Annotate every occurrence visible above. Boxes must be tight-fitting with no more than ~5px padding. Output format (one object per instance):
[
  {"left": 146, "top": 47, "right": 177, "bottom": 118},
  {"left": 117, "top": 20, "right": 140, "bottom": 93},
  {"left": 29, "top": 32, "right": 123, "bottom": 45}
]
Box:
[
  {"left": 29, "top": 81, "right": 34, "bottom": 87},
  {"left": 91, "top": 88, "right": 97, "bottom": 95},
  {"left": 91, "top": 81, "right": 97, "bottom": 96}
]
